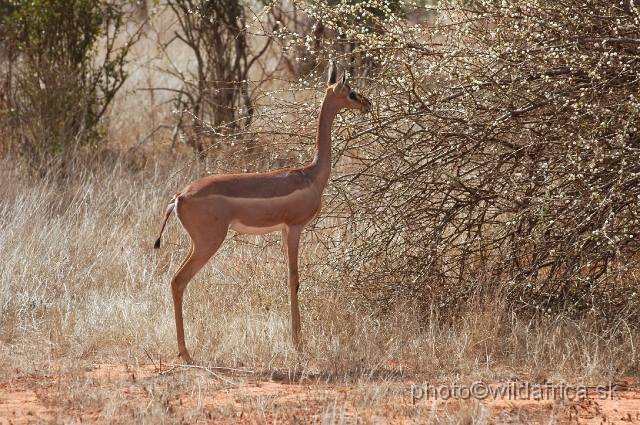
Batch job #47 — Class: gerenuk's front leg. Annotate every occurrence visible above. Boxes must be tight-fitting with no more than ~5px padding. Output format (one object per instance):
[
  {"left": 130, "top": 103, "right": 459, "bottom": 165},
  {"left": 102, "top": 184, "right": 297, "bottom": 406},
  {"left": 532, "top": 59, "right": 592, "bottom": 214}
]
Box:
[{"left": 285, "top": 225, "right": 303, "bottom": 350}]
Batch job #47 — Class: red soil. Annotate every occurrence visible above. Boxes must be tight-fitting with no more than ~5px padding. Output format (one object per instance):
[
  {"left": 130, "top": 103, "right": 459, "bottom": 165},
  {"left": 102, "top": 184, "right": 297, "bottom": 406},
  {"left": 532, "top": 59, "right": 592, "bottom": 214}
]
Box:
[{"left": 0, "top": 364, "right": 638, "bottom": 424}]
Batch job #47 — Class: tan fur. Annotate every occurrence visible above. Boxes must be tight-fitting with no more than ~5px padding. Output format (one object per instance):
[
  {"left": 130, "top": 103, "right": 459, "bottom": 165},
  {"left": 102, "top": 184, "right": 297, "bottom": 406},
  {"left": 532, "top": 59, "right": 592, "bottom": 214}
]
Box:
[{"left": 154, "top": 64, "right": 371, "bottom": 363}]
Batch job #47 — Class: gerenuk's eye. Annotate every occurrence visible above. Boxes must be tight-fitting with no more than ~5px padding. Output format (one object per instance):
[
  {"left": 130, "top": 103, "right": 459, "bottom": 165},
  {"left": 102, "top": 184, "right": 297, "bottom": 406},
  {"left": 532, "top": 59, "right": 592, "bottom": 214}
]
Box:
[{"left": 349, "top": 92, "right": 357, "bottom": 100}]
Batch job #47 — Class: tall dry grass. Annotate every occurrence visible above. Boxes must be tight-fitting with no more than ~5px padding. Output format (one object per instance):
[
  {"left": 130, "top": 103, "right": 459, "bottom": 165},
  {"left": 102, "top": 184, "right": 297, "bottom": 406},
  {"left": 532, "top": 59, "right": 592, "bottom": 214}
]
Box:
[{"left": 0, "top": 153, "right": 636, "bottom": 386}]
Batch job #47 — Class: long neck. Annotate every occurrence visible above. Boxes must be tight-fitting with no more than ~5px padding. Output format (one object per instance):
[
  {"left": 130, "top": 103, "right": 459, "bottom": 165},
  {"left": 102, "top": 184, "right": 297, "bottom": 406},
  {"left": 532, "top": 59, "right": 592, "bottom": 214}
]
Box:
[{"left": 310, "top": 91, "right": 340, "bottom": 185}]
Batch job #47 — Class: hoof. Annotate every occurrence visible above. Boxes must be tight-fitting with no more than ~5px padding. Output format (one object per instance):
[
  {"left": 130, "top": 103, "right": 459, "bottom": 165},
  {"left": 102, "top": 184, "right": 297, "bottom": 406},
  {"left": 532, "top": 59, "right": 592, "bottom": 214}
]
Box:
[{"left": 178, "top": 352, "right": 194, "bottom": 365}]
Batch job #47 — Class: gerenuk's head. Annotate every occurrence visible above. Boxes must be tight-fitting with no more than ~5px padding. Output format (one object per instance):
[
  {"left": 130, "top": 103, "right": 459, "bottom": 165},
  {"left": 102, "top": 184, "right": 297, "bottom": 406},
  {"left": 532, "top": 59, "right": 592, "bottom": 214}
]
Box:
[{"left": 327, "top": 62, "right": 371, "bottom": 113}]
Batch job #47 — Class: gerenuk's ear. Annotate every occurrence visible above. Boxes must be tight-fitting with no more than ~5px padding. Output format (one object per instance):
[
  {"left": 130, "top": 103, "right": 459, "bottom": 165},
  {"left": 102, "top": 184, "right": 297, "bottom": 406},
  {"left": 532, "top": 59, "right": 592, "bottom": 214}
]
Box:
[
  {"left": 328, "top": 62, "right": 337, "bottom": 85},
  {"left": 333, "top": 70, "right": 346, "bottom": 93}
]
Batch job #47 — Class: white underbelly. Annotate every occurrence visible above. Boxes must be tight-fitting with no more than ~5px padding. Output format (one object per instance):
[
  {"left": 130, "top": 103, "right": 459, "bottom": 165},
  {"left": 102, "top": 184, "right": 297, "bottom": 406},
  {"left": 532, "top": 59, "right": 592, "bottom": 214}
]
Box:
[{"left": 229, "top": 221, "right": 286, "bottom": 235}]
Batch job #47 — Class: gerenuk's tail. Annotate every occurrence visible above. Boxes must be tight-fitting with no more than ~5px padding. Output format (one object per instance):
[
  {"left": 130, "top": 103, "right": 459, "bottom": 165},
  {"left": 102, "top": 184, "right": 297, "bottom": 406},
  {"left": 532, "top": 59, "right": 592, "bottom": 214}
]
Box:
[{"left": 154, "top": 195, "right": 178, "bottom": 249}]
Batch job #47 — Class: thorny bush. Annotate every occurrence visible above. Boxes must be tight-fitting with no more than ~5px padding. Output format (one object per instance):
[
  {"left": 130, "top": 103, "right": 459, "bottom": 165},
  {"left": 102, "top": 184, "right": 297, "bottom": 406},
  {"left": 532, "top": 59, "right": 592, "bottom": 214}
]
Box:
[{"left": 271, "top": 0, "right": 640, "bottom": 320}]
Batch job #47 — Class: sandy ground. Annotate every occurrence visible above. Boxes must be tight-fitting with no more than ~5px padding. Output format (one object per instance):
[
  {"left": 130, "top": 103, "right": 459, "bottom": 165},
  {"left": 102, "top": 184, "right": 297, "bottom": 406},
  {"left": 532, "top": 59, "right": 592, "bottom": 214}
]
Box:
[{"left": 0, "top": 364, "right": 638, "bottom": 424}]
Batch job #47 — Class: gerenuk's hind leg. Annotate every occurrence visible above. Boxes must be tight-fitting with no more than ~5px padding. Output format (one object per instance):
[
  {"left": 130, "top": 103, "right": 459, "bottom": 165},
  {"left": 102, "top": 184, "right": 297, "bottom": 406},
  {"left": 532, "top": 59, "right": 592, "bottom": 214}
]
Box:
[{"left": 171, "top": 233, "right": 225, "bottom": 363}]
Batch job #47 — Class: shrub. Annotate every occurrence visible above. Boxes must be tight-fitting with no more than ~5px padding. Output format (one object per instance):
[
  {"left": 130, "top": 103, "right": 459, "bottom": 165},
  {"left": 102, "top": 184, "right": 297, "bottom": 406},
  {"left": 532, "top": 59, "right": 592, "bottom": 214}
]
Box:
[
  {"left": 283, "top": 0, "right": 640, "bottom": 319},
  {"left": 0, "top": 0, "right": 139, "bottom": 170},
  {"left": 157, "top": 0, "right": 275, "bottom": 152}
]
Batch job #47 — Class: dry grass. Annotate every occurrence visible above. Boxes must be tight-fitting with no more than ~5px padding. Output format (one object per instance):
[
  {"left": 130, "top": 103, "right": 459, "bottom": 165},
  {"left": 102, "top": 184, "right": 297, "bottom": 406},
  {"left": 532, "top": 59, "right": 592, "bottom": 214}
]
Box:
[{"left": 0, "top": 153, "right": 637, "bottom": 422}]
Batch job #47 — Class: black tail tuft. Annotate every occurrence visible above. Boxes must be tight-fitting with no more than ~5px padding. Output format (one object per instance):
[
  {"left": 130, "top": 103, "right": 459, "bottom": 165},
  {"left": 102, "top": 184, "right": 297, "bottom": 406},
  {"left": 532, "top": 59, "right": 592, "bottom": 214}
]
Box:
[{"left": 154, "top": 198, "right": 176, "bottom": 250}]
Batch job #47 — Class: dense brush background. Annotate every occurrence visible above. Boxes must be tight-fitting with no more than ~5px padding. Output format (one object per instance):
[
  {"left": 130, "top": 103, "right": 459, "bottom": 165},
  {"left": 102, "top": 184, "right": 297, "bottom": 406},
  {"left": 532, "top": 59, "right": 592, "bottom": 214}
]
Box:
[{"left": 0, "top": 0, "right": 639, "bottom": 391}]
